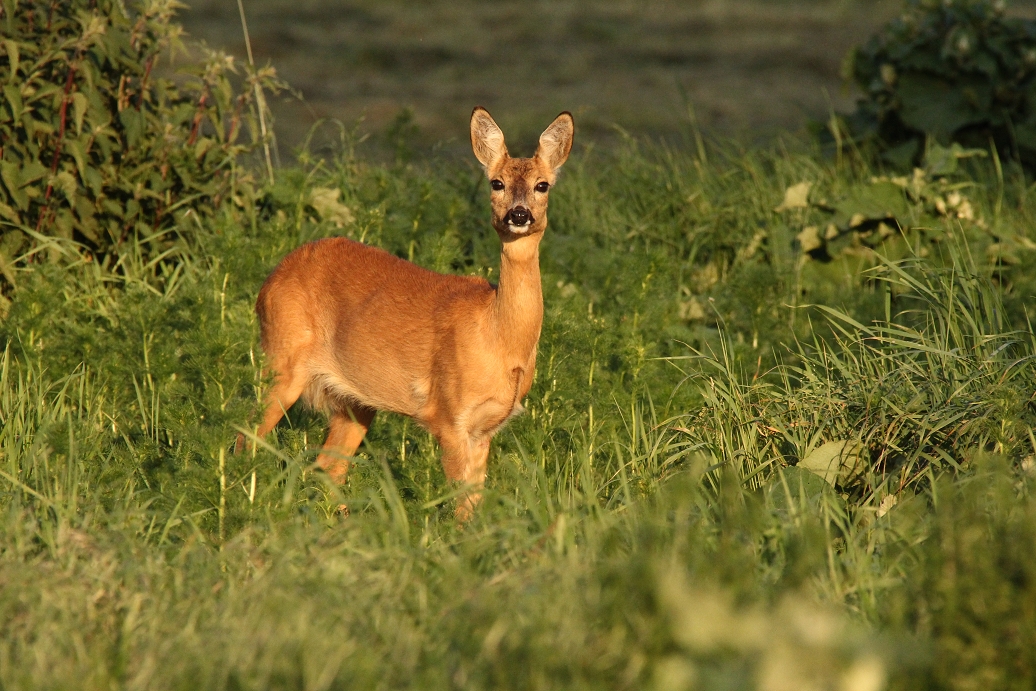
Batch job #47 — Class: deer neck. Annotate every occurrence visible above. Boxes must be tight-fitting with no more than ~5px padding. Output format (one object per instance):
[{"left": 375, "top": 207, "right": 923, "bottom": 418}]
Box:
[{"left": 493, "top": 234, "right": 544, "bottom": 363}]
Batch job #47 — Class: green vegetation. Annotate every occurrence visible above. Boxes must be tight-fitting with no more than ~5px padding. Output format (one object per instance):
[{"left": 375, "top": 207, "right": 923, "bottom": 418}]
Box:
[
  {"left": 846, "top": 0, "right": 1036, "bottom": 168},
  {"left": 3, "top": 1, "right": 1036, "bottom": 690},
  {"left": 3, "top": 130, "right": 1036, "bottom": 689},
  {"left": 0, "top": 0, "right": 281, "bottom": 308}
]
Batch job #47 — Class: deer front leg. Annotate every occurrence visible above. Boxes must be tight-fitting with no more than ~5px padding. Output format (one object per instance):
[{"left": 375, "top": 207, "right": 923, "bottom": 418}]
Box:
[{"left": 435, "top": 426, "right": 491, "bottom": 521}]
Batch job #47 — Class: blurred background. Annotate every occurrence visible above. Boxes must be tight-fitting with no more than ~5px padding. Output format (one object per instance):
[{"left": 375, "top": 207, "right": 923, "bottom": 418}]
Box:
[{"left": 177, "top": 0, "right": 918, "bottom": 157}]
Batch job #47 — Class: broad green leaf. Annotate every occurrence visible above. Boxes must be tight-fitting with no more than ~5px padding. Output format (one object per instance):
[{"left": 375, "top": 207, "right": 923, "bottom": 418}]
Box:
[
  {"left": 881, "top": 138, "right": 920, "bottom": 170},
  {"left": 798, "top": 440, "right": 866, "bottom": 487},
  {"left": 775, "top": 181, "right": 812, "bottom": 212},
  {"left": 767, "top": 466, "right": 837, "bottom": 514},
  {"left": 924, "top": 142, "right": 987, "bottom": 177},
  {"left": 83, "top": 165, "right": 103, "bottom": 197},
  {"left": 194, "top": 137, "right": 214, "bottom": 160},
  {"left": 898, "top": 73, "right": 990, "bottom": 141},
  {"left": 0, "top": 161, "right": 27, "bottom": 210},
  {"left": 796, "top": 226, "right": 823, "bottom": 255},
  {"left": 3, "top": 40, "right": 19, "bottom": 81},
  {"left": 66, "top": 138, "right": 89, "bottom": 184},
  {"left": 1012, "top": 121, "right": 1036, "bottom": 157},
  {"left": 71, "top": 92, "right": 88, "bottom": 135},
  {"left": 309, "top": 187, "right": 354, "bottom": 228},
  {"left": 971, "top": 49, "right": 998, "bottom": 77},
  {"left": 73, "top": 199, "right": 99, "bottom": 243},
  {"left": 119, "top": 108, "right": 145, "bottom": 147},
  {"left": 0, "top": 201, "right": 17, "bottom": 222},
  {"left": 3, "top": 84, "right": 22, "bottom": 124},
  {"left": 831, "top": 181, "right": 910, "bottom": 229},
  {"left": 53, "top": 171, "right": 77, "bottom": 201},
  {"left": 0, "top": 246, "right": 17, "bottom": 288},
  {"left": 102, "top": 198, "right": 123, "bottom": 216},
  {"left": 125, "top": 198, "right": 141, "bottom": 221},
  {"left": 781, "top": 466, "right": 829, "bottom": 496},
  {"left": 19, "top": 160, "right": 47, "bottom": 186},
  {"left": 51, "top": 209, "right": 75, "bottom": 241}
]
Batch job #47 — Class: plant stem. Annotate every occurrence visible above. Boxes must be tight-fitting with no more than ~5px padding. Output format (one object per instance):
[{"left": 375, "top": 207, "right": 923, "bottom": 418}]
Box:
[
  {"left": 236, "top": 0, "right": 275, "bottom": 185},
  {"left": 36, "top": 56, "right": 78, "bottom": 232},
  {"left": 218, "top": 447, "right": 226, "bottom": 547}
]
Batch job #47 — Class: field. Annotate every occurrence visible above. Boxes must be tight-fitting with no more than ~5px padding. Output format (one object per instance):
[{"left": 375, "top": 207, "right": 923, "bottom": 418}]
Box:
[
  {"left": 178, "top": 0, "right": 907, "bottom": 155},
  {"left": 4, "top": 1, "right": 1036, "bottom": 689}
]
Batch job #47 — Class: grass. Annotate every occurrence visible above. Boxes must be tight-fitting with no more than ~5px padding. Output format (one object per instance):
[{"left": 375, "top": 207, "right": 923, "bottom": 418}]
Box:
[{"left": 1, "top": 130, "right": 1036, "bottom": 689}]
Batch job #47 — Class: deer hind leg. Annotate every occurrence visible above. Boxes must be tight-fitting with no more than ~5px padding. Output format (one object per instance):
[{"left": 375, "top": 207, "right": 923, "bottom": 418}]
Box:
[
  {"left": 236, "top": 364, "right": 308, "bottom": 453},
  {"left": 316, "top": 403, "right": 376, "bottom": 484}
]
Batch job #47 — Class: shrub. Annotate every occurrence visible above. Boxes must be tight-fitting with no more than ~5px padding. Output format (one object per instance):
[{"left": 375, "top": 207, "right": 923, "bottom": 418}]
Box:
[
  {"left": 845, "top": 0, "right": 1036, "bottom": 168},
  {"left": 0, "top": 0, "right": 280, "bottom": 306}
]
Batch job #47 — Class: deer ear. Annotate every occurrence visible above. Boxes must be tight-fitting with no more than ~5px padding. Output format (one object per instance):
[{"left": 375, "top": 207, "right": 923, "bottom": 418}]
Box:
[
  {"left": 536, "top": 112, "right": 574, "bottom": 171},
  {"left": 470, "top": 107, "right": 507, "bottom": 170}
]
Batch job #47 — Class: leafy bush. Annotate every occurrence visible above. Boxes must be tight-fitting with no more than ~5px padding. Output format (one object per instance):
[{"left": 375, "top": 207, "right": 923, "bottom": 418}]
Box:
[
  {"left": 845, "top": 0, "right": 1036, "bottom": 168},
  {"left": 0, "top": 0, "right": 279, "bottom": 306}
]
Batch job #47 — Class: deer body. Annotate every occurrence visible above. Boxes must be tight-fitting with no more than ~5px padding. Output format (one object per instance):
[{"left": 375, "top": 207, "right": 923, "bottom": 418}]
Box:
[{"left": 247, "top": 108, "right": 573, "bottom": 518}]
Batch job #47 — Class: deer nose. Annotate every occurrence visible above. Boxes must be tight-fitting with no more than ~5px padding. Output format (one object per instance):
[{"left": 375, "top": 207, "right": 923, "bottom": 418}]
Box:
[{"left": 507, "top": 206, "right": 532, "bottom": 226}]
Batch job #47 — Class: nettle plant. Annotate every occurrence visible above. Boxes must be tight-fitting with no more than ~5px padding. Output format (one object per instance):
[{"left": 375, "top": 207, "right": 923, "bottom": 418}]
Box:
[
  {"left": 846, "top": 0, "right": 1036, "bottom": 168},
  {"left": 0, "top": 0, "right": 280, "bottom": 299}
]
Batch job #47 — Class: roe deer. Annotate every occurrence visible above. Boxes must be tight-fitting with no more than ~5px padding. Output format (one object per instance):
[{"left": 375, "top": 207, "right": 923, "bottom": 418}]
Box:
[{"left": 244, "top": 107, "right": 574, "bottom": 519}]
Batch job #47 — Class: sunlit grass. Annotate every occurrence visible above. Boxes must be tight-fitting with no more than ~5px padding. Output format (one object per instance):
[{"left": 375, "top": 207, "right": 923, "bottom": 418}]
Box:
[{"left": 1, "top": 135, "right": 1035, "bottom": 689}]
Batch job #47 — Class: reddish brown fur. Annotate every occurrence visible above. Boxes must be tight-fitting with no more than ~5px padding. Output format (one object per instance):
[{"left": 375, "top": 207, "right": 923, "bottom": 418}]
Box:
[{"left": 242, "top": 108, "right": 574, "bottom": 519}]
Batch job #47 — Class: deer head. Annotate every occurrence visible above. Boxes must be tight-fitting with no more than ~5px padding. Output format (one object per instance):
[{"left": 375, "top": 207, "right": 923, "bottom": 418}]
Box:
[{"left": 470, "top": 107, "right": 574, "bottom": 241}]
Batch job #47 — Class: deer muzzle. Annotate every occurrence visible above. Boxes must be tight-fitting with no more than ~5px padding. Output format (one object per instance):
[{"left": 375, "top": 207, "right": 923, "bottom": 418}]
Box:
[{"left": 506, "top": 206, "right": 534, "bottom": 227}]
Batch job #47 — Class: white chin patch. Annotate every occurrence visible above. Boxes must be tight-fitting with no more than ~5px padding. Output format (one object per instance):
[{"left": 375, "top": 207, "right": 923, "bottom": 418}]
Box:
[{"left": 507, "top": 221, "right": 532, "bottom": 233}]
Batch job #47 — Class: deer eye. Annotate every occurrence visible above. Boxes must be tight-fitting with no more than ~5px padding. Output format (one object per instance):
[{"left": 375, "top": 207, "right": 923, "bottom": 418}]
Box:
[
  {"left": 535, "top": 181, "right": 550, "bottom": 193},
  {"left": 490, "top": 179, "right": 505, "bottom": 191}
]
